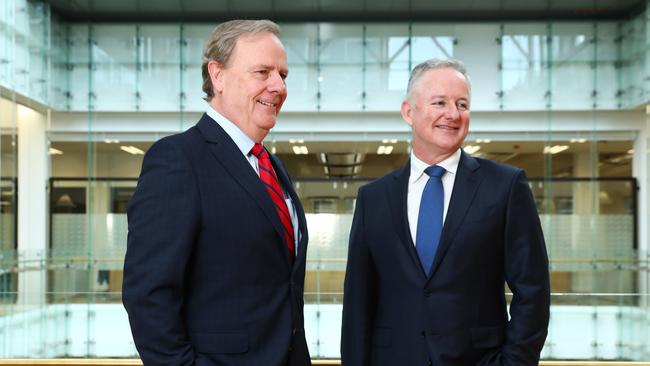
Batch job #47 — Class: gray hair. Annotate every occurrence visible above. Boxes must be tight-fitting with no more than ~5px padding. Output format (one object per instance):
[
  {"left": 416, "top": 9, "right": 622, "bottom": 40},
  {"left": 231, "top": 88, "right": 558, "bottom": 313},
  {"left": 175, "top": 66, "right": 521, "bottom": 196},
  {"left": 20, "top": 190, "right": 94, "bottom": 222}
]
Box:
[
  {"left": 202, "top": 19, "right": 281, "bottom": 101},
  {"left": 406, "top": 58, "right": 471, "bottom": 102}
]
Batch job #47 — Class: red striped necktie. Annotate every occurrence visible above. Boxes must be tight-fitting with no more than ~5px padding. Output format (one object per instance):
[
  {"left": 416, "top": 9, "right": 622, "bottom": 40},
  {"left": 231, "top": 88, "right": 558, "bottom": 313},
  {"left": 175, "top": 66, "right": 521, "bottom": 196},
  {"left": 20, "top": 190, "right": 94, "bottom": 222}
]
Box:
[{"left": 251, "top": 143, "right": 295, "bottom": 259}]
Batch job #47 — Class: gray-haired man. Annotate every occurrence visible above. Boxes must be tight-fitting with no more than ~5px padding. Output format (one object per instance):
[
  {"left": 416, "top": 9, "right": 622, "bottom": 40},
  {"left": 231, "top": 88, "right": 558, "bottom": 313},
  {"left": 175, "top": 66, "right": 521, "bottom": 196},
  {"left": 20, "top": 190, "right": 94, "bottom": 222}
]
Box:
[
  {"left": 123, "top": 20, "right": 311, "bottom": 366},
  {"left": 341, "top": 59, "right": 550, "bottom": 366}
]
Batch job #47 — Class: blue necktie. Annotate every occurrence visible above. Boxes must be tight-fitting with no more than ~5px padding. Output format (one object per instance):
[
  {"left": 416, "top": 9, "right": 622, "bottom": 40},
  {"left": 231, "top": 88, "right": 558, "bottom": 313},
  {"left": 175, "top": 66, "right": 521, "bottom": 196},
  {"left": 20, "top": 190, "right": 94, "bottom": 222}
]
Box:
[{"left": 416, "top": 165, "right": 446, "bottom": 276}]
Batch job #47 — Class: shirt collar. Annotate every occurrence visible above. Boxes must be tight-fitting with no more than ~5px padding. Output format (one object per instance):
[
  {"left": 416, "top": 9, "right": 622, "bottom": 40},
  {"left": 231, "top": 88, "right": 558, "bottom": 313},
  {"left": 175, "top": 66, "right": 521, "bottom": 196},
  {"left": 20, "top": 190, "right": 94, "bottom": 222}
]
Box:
[
  {"left": 410, "top": 148, "right": 462, "bottom": 183},
  {"left": 206, "top": 103, "right": 255, "bottom": 156}
]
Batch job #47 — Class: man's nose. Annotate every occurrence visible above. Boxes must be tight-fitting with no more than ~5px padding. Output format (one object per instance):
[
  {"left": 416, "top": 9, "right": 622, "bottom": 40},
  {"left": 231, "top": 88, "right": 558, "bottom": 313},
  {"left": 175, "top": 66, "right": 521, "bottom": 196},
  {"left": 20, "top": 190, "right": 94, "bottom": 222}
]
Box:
[
  {"left": 268, "top": 71, "right": 287, "bottom": 94},
  {"left": 445, "top": 104, "right": 460, "bottom": 119}
]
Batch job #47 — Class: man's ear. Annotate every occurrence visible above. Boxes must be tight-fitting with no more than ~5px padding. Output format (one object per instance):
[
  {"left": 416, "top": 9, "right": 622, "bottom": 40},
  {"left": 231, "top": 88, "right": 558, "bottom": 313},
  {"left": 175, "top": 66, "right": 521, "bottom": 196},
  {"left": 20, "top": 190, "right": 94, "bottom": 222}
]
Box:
[
  {"left": 208, "top": 60, "right": 225, "bottom": 94},
  {"left": 401, "top": 100, "right": 413, "bottom": 127}
]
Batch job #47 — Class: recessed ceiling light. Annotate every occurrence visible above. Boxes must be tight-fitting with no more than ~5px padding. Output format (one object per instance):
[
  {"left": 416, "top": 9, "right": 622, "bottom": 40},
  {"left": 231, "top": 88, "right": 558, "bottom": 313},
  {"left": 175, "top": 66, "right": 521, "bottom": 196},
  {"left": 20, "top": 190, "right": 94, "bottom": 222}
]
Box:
[
  {"left": 543, "top": 145, "right": 569, "bottom": 154},
  {"left": 120, "top": 145, "right": 145, "bottom": 155}
]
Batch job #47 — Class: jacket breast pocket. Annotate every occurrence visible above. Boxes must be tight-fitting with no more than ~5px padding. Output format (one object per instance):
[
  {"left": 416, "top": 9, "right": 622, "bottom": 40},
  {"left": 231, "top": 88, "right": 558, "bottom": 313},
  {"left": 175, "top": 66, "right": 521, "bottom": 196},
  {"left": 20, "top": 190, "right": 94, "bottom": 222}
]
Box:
[
  {"left": 463, "top": 204, "right": 496, "bottom": 223},
  {"left": 191, "top": 332, "right": 249, "bottom": 354},
  {"left": 470, "top": 325, "right": 504, "bottom": 349},
  {"left": 372, "top": 327, "right": 392, "bottom": 348}
]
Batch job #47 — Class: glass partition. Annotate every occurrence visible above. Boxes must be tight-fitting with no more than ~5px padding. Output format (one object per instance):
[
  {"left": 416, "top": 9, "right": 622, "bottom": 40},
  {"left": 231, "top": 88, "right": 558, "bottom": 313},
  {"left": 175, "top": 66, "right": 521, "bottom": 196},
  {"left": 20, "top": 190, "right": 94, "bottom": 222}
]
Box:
[
  {"left": 0, "top": 133, "right": 17, "bottom": 308},
  {"left": 49, "top": 178, "right": 134, "bottom": 304},
  {"left": 0, "top": 4, "right": 649, "bottom": 360},
  {"left": 38, "top": 174, "right": 645, "bottom": 359}
]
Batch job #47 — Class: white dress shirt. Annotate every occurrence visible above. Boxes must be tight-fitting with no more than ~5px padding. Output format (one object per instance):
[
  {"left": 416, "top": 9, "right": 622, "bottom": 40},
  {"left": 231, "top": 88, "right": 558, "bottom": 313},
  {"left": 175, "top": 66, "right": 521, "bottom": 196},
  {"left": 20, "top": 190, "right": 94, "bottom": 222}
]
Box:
[
  {"left": 407, "top": 148, "right": 462, "bottom": 247},
  {"left": 206, "top": 104, "right": 300, "bottom": 253}
]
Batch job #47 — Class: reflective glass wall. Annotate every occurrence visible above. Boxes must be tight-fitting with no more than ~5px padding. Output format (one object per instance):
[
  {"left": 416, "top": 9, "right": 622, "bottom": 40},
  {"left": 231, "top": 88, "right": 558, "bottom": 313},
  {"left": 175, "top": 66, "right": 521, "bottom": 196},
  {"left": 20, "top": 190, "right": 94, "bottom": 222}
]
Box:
[
  {"left": 42, "top": 20, "right": 647, "bottom": 114},
  {"left": 1, "top": 0, "right": 650, "bottom": 360},
  {"left": 0, "top": 104, "right": 18, "bottom": 321}
]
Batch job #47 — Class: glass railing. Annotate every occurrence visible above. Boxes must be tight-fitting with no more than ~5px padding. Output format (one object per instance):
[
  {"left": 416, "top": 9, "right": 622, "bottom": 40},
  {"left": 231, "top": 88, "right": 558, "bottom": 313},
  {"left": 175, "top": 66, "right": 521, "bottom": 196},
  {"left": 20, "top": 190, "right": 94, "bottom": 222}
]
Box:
[
  {"left": 45, "top": 176, "right": 641, "bottom": 302},
  {"left": 1, "top": 288, "right": 649, "bottom": 359},
  {"left": 0, "top": 176, "right": 644, "bottom": 358}
]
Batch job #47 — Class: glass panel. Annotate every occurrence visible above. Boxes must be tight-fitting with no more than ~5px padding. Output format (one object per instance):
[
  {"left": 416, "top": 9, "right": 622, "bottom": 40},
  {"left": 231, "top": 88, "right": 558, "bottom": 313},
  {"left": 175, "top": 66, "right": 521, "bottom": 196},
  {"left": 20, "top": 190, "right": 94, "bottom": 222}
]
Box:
[
  {"left": 141, "top": 25, "right": 182, "bottom": 112},
  {"left": 318, "top": 24, "right": 364, "bottom": 111},
  {"left": 0, "top": 100, "right": 18, "bottom": 356},
  {"left": 27, "top": 2, "right": 48, "bottom": 104},
  {"left": 50, "top": 179, "right": 135, "bottom": 303},
  {"left": 183, "top": 24, "right": 215, "bottom": 113},
  {"left": 501, "top": 23, "right": 550, "bottom": 110},
  {"left": 594, "top": 22, "right": 620, "bottom": 110},
  {"left": 68, "top": 24, "right": 90, "bottom": 111},
  {"left": 0, "top": 2, "right": 12, "bottom": 88},
  {"left": 12, "top": 24, "right": 29, "bottom": 97},
  {"left": 0, "top": 131, "right": 17, "bottom": 316},
  {"left": 410, "top": 24, "right": 456, "bottom": 65},
  {"left": 364, "top": 24, "right": 410, "bottom": 111},
  {"left": 621, "top": 14, "right": 646, "bottom": 108},
  {"left": 281, "top": 23, "right": 319, "bottom": 112},
  {"left": 0, "top": 1, "right": 49, "bottom": 104},
  {"left": 50, "top": 19, "right": 70, "bottom": 111},
  {"left": 92, "top": 25, "right": 136, "bottom": 111},
  {"left": 543, "top": 293, "right": 650, "bottom": 360},
  {"left": 550, "top": 23, "right": 595, "bottom": 110}
]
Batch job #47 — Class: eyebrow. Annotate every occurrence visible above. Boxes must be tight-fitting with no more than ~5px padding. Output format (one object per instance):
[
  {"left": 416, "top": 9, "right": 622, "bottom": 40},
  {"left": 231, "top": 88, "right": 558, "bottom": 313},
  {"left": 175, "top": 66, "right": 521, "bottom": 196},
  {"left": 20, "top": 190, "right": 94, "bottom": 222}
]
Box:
[
  {"left": 248, "top": 64, "right": 289, "bottom": 74},
  {"left": 429, "top": 95, "right": 469, "bottom": 101},
  {"left": 249, "top": 64, "right": 272, "bottom": 70}
]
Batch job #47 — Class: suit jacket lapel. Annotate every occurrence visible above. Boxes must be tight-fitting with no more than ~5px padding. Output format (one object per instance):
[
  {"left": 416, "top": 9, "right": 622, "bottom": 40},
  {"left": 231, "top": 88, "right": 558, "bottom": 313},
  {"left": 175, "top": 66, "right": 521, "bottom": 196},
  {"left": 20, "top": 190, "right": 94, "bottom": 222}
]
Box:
[
  {"left": 197, "top": 114, "right": 290, "bottom": 266},
  {"left": 386, "top": 161, "right": 425, "bottom": 275},
  {"left": 427, "top": 151, "right": 483, "bottom": 281}
]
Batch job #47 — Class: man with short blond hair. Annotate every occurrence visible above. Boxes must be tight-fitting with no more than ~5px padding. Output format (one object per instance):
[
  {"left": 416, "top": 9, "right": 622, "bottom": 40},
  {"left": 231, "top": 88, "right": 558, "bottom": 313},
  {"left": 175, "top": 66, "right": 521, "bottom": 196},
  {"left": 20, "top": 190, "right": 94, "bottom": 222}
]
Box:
[{"left": 123, "top": 20, "right": 311, "bottom": 366}]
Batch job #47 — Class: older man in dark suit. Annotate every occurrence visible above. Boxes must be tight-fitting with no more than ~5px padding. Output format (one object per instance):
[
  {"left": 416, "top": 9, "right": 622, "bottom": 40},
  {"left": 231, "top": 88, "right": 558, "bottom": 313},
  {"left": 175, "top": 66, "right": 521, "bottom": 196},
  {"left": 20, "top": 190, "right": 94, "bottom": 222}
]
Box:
[
  {"left": 123, "top": 20, "right": 311, "bottom": 366},
  {"left": 341, "top": 59, "right": 550, "bottom": 366}
]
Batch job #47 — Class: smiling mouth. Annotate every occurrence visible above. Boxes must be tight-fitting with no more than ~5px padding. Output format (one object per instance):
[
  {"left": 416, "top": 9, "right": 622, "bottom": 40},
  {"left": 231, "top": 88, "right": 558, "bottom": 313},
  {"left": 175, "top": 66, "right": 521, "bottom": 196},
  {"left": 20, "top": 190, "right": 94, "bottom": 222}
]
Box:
[
  {"left": 257, "top": 100, "right": 277, "bottom": 108},
  {"left": 435, "top": 124, "right": 459, "bottom": 130}
]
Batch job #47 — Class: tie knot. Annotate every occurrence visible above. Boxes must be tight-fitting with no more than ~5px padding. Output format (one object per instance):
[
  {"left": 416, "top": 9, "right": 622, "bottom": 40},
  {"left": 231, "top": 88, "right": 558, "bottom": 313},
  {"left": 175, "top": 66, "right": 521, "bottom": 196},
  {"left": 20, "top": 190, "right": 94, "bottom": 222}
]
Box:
[
  {"left": 250, "top": 143, "right": 265, "bottom": 157},
  {"left": 424, "top": 165, "right": 445, "bottom": 179}
]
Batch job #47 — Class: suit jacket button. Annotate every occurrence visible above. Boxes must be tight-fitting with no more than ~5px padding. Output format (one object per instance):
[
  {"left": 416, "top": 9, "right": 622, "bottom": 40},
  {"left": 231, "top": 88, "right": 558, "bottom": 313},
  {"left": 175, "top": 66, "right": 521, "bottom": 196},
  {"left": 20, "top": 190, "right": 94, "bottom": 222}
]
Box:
[
  {"left": 428, "top": 361, "right": 432, "bottom": 365},
  {"left": 423, "top": 289, "right": 432, "bottom": 297},
  {"left": 420, "top": 331, "right": 425, "bottom": 337}
]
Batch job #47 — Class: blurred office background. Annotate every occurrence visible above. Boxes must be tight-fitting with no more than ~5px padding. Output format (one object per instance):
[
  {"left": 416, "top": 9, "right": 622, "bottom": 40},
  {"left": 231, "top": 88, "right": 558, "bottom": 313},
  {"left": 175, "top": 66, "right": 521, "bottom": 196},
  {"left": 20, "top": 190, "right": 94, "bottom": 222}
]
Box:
[{"left": 0, "top": 0, "right": 649, "bottom": 360}]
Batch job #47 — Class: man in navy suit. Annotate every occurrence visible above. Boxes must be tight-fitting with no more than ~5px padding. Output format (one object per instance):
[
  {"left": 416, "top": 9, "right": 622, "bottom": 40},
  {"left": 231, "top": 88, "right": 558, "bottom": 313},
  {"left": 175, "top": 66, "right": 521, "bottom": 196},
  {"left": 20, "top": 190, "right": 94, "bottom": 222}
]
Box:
[
  {"left": 341, "top": 59, "right": 550, "bottom": 366},
  {"left": 123, "top": 20, "right": 311, "bottom": 366}
]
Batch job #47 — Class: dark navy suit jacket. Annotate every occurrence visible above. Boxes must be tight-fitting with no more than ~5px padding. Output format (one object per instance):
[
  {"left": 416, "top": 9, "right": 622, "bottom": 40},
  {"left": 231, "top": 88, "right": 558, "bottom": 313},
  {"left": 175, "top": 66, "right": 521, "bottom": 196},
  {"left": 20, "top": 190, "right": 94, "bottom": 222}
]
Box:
[
  {"left": 123, "top": 113, "right": 311, "bottom": 366},
  {"left": 341, "top": 152, "right": 550, "bottom": 366}
]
